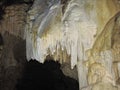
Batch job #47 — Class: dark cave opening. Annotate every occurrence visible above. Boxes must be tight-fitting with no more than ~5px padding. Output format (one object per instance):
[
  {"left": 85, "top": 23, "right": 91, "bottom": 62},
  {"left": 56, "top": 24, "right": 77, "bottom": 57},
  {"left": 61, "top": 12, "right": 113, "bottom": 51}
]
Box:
[{"left": 16, "top": 60, "right": 79, "bottom": 90}]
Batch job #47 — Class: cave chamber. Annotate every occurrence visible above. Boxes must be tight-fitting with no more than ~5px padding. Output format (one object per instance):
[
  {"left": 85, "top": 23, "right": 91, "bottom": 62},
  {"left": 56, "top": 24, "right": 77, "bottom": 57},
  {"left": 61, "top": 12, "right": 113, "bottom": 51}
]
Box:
[{"left": 1, "top": 0, "right": 120, "bottom": 90}]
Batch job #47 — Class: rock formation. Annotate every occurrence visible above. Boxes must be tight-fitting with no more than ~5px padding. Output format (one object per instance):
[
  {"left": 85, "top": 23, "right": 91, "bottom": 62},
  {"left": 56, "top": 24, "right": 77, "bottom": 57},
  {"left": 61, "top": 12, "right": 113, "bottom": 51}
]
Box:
[
  {"left": 25, "top": 0, "right": 120, "bottom": 89},
  {"left": 1, "top": 0, "right": 120, "bottom": 90}
]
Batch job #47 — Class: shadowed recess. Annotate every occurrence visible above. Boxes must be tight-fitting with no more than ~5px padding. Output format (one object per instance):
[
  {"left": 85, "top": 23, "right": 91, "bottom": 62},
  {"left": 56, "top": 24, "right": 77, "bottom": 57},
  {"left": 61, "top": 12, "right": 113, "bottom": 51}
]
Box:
[{"left": 16, "top": 60, "right": 79, "bottom": 90}]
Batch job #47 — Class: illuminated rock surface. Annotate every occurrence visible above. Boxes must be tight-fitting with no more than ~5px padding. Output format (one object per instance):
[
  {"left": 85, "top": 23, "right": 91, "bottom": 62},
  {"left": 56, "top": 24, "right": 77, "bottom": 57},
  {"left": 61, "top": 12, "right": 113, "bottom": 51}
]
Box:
[
  {"left": 25, "top": 0, "right": 120, "bottom": 89},
  {"left": 1, "top": 0, "right": 120, "bottom": 90}
]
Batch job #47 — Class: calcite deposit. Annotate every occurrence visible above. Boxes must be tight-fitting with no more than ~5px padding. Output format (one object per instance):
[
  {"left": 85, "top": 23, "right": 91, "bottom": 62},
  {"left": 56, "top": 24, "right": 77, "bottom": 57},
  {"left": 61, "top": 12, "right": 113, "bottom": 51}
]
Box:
[{"left": 25, "top": 0, "right": 120, "bottom": 89}]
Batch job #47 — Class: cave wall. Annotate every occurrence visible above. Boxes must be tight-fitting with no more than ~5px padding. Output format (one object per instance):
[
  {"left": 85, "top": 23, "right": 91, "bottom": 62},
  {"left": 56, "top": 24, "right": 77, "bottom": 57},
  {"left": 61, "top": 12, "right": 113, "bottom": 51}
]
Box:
[
  {"left": 0, "top": 4, "right": 29, "bottom": 38},
  {"left": 0, "top": 3, "right": 29, "bottom": 90},
  {"left": 112, "top": 14, "right": 120, "bottom": 81},
  {"left": 0, "top": 32, "right": 26, "bottom": 90}
]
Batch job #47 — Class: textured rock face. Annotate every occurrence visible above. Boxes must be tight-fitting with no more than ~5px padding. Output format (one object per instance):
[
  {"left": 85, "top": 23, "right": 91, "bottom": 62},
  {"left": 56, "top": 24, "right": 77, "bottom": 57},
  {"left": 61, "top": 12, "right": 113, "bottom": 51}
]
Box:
[
  {"left": 0, "top": 3, "right": 29, "bottom": 90},
  {"left": 25, "top": 0, "right": 120, "bottom": 89},
  {"left": 0, "top": 32, "right": 26, "bottom": 90},
  {"left": 112, "top": 15, "right": 120, "bottom": 80},
  {"left": 25, "top": 0, "right": 120, "bottom": 67},
  {"left": 0, "top": 4, "right": 29, "bottom": 38}
]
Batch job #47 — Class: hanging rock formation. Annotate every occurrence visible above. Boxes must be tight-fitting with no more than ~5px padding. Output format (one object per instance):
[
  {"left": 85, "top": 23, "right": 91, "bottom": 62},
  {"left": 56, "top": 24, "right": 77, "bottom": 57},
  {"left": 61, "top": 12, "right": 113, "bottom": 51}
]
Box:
[
  {"left": 0, "top": 0, "right": 120, "bottom": 90},
  {"left": 25, "top": 0, "right": 120, "bottom": 89}
]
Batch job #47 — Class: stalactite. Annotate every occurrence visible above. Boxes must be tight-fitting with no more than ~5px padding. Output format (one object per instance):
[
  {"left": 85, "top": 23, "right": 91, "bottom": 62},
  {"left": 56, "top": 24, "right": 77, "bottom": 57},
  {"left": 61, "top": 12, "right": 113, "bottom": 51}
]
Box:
[{"left": 25, "top": 0, "right": 120, "bottom": 89}]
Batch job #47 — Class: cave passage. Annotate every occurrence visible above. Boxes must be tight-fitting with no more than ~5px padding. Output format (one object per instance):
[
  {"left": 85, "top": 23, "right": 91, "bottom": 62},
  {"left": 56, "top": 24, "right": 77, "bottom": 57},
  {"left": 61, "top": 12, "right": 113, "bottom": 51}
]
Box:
[{"left": 16, "top": 60, "right": 79, "bottom": 90}]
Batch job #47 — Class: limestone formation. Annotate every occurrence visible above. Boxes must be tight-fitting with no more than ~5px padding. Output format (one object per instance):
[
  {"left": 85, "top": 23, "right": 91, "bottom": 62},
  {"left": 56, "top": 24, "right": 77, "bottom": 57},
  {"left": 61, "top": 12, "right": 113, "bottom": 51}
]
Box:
[
  {"left": 0, "top": 4, "right": 29, "bottom": 38},
  {"left": 0, "top": 2, "right": 30, "bottom": 90},
  {"left": 1, "top": 0, "right": 120, "bottom": 90},
  {"left": 25, "top": 0, "right": 120, "bottom": 89},
  {"left": 81, "top": 62, "right": 120, "bottom": 90}
]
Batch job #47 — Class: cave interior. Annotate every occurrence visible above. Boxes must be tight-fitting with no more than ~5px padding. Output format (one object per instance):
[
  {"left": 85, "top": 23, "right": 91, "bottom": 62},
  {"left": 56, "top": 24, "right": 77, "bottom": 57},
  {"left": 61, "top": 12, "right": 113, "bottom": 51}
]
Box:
[{"left": 0, "top": 0, "right": 120, "bottom": 90}]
